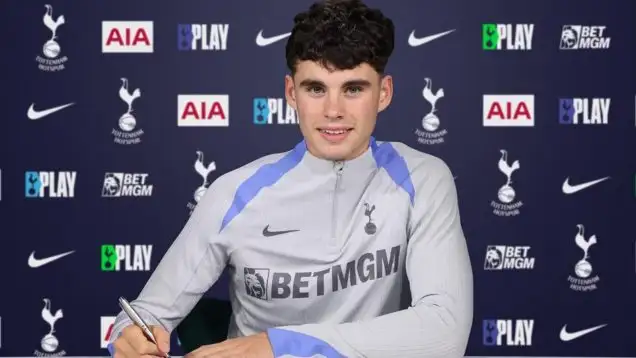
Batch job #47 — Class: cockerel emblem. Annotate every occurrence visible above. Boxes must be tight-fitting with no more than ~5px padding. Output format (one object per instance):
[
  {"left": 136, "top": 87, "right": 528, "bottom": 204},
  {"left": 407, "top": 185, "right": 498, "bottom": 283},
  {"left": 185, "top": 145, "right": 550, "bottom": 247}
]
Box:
[
  {"left": 39, "top": 298, "right": 64, "bottom": 353},
  {"left": 496, "top": 149, "right": 520, "bottom": 204},
  {"left": 421, "top": 77, "right": 445, "bottom": 132},
  {"left": 41, "top": 4, "right": 65, "bottom": 59},
  {"left": 118, "top": 78, "right": 142, "bottom": 132},
  {"left": 192, "top": 150, "right": 216, "bottom": 203}
]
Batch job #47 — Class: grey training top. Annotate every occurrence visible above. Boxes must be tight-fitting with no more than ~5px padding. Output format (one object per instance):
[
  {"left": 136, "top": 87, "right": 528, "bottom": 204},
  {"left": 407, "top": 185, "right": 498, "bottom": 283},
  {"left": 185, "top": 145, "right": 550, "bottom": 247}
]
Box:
[{"left": 109, "top": 137, "right": 474, "bottom": 357}]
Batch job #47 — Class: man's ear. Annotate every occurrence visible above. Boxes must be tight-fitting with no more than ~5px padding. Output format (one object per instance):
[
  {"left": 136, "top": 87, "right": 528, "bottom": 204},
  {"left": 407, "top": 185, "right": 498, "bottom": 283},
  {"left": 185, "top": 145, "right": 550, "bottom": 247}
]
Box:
[
  {"left": 378, "top": 75, "right": 393, "bottom": 112},
  {"left": 285, "top": 75, "right": 297, "bottom": 110}
]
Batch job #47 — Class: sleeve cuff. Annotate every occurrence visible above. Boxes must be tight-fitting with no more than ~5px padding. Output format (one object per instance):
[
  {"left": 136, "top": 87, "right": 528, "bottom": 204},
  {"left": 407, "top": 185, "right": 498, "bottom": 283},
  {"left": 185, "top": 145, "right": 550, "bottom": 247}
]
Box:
[{"left": 266, "top": 327, "right": 346, "bottom": 358}]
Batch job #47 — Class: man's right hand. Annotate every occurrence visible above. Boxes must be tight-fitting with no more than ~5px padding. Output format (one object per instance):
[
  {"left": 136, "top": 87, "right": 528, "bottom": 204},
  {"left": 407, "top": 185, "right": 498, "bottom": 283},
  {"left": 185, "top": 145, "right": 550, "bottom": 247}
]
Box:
[{"left": 110, "top": 324, "right": 170, "bottom": 358}]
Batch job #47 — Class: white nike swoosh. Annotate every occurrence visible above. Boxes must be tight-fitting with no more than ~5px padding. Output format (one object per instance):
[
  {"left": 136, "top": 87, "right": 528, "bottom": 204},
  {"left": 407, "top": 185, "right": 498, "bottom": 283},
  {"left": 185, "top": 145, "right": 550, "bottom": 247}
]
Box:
[
  {"left": 28, "top": 250, "right": 75, "bottom": 268},
  {"left": 408, "top": 29, "right": 456, "bottom": 47},
  {"left": 559, "top": 324, "right": 606, "bottom": 341},
  {"left": 27, "top": 102, "right": 75, "bottom": 120},
  {"left": 562, "top": 176, "right": 610, "bottom": 194},
  {"left": 255, "top": 30, "right": 291, "bottom": 47}
]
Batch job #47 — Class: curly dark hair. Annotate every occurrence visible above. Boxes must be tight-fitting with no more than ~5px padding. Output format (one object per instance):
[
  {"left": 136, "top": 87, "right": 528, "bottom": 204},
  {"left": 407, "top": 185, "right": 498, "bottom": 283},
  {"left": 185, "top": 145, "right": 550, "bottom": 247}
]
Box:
[{"left": 285, "top": 0, "right": 395, "bottom": 75}]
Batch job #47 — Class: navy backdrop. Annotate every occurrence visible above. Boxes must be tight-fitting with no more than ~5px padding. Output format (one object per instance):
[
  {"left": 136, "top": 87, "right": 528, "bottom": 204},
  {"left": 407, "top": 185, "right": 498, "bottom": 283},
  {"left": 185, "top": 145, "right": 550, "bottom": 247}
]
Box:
[{"left": 1, "top": 0, "right": 635, "bottom": 357}]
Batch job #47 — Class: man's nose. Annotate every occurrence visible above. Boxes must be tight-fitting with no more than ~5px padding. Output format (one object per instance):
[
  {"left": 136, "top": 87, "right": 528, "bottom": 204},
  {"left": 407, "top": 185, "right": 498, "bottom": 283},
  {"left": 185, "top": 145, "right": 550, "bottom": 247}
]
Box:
[{"left": 323, "top": 94, "right": 344, "bottom": 119}]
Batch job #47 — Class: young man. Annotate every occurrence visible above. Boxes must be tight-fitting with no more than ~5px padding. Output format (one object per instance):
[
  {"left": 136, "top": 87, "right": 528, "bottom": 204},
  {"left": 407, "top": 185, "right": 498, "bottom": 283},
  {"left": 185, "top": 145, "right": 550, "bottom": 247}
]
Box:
[{"left": 109, "top": 0, "right": 473, "bottom": 357}]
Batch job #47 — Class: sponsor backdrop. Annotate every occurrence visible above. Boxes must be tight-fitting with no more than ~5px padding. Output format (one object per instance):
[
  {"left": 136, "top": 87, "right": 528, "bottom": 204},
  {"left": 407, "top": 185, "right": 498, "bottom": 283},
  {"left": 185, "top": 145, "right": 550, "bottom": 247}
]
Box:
[{"left": 0, "top": 0, "right": 634, "bottom": 357}]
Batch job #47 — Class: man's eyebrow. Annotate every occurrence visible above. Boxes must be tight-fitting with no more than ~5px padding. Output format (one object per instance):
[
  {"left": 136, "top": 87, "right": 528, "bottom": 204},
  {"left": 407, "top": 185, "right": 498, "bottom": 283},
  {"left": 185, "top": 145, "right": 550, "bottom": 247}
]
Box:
[{"left": 298, "top": 79, "right": 372, "bottom": 87}]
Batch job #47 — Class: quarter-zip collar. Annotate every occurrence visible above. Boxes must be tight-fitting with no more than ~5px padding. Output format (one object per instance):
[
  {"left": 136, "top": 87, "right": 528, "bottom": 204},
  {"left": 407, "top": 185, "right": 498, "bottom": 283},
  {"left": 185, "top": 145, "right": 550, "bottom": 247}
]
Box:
[{"left": 296, "top": 137, "right": 379, "bottom": 175}]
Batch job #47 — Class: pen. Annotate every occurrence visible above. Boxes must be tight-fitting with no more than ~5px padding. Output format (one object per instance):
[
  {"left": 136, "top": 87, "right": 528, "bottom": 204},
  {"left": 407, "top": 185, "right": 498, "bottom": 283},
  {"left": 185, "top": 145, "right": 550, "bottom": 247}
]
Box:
[{"left": 118, "top": 296, "right": 170, "bottom": 358}]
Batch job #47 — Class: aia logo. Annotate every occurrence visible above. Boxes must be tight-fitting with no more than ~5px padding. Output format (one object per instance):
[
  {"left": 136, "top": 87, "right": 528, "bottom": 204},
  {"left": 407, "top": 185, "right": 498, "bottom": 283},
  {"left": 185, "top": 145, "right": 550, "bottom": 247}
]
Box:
[
  {"left": 178, "top": 95, "right": 229, "bottom": 127},
  {"left": 102, "top": 21, "right": 153, "bottom": 53},
  {"left": 483, "top": 95, "right": 534, "bottom": 127},
  {"left": 100, "top": 316, "right": 116, "bottom": 348}
]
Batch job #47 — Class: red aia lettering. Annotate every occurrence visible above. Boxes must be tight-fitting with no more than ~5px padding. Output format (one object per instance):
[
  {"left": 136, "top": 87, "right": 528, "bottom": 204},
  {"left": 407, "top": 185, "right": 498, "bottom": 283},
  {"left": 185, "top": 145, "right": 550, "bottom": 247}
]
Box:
[
  {"left": 106, "top": 28, "right": 151, "bottom": 46},
  {"left": 487, "top": 101, "right": 531, "bottom": 120},
  {"left": 104, "top": 323, "right": 114, "bottom": 341},
  {"left": 181, "top": 101, "right": 226, "bottom": 120}
]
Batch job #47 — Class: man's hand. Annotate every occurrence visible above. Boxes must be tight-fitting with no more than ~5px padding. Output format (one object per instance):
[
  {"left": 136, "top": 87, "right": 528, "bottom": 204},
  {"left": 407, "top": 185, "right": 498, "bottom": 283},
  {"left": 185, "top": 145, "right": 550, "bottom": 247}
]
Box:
[
  {"left": 184, "top": 332, "right": 274, "bottom": 358},
  {"left": 110, "top": 324, "right": 170, "bottom": 358}
]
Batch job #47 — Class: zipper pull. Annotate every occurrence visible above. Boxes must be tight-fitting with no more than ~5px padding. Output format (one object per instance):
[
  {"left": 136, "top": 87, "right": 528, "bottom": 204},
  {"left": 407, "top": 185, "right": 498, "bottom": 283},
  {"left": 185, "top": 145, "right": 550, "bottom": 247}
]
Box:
[{"left": 334, "top": 161, "right": 344, "bottom": 173}]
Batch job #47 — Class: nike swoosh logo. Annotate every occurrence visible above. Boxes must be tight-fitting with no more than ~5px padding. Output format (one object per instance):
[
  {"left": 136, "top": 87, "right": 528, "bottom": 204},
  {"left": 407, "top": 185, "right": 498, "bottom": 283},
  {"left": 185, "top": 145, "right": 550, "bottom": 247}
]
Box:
[
  {"left": 28, "top": 250, "right": 75, "bottom": 268},
  {"left": 559, "top": 324, "right": 607, "bottom": 341},
  {"left": 255, "top": 30, "right": 291, "bottom": 47},
  {"left": 262, "top": 225, "right": 299, "bottom": 237},
  {"left": 27, "top": 102, "right": 75, "bottom": 120},
  {"left": 408, "top": 29, "right": 455, "bottom": 47},
  {"left": 562, "top": 176, "right": 610, "bottom": 194}
]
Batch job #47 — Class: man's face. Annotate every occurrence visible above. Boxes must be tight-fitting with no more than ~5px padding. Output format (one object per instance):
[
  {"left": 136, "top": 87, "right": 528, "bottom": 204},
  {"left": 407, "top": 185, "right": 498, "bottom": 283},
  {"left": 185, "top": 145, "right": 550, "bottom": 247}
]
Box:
[{"left": 285, "top": 61, "right": 393, "bottom": 161}]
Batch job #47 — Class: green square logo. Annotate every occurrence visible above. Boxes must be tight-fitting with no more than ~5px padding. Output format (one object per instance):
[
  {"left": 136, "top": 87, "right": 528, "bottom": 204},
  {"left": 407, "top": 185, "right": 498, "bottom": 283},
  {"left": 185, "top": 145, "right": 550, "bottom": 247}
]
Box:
[
  {"left": 101, "top": 245, "right": 117, "bottom": 271},
  {"left": 483, "top": 24, "right": 499, "bottom": 50}
]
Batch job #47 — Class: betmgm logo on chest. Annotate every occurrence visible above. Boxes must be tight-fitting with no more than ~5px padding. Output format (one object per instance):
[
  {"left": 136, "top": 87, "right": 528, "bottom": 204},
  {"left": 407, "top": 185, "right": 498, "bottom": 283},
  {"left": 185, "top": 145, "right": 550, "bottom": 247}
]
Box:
[
  {"left": 243, "top": 245, "right": 401, "bottom": 300},
  {"left": 101, "top": 172, "right": 153, "bottom": 198},
  {"left": 25, "top": 171, "right": 76, "bottom": 199}
]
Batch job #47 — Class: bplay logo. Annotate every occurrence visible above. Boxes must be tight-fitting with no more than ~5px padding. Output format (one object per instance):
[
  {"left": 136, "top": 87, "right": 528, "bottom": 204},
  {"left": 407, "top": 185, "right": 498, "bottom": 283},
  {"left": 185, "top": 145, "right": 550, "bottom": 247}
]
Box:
[
  {"left": 36, "top": 4, "right": 68, "bottom": 72},
  {"left": 483, "top": 95, "right": 534, "bottom": 127},
  {"left": 25, "top": 171, "right": 76, "bottom": 198},
  {"left": 484, "top": 246, "right": 535, "bottom": 270},
  {"left": 253, "top": 97, "right": 298, "bottom": 125},
  {"left": 482, "top": 23, "right": 534, "bottom": 50},
  {"left": 559, "top": 97, "right": 610, "bottom": 125},
  {"left": 102, "top": 21, "right": 153, "bottom": 53},
  {"left": 560, "top": 25, "right": 610, "bottom": 50},
  {"left": 178, "top": 95, "right": 229, "bottom": 127},
  {"left": 101, "top": 245, "right": 152, "bottom": 272},
  {"left": 177, "top": 24, "right": 228, "bottom": 51},
  {"left": 100, "top": 316, "right": 116, "bottom": 348},
  {"left": 483, "top": 319, "right": 534, "bottom": 346},
  {"left": 101, "top": 173, "right": 153, "bottom": 197}
]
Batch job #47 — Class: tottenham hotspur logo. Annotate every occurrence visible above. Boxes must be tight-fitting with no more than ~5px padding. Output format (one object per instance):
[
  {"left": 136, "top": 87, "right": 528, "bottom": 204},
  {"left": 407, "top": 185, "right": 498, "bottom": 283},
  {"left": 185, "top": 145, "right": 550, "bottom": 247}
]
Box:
[
  {"left": 415, "top": 77, "right": 447, "bottom": 145},
  {"left": 36, "top": 4, "right": 68, "bottom": 72},
  {"left": 363, "top": 202, "right": 377, "bottom": 235},
  {"left": 491, "top": 149, "right": 523, "bottom": 217},
  {"left": 36, "top": 298, "right": 66, "bottom": 356},
  {"left": 568, "top": 224, "right": 600, "bottom": 292},
  {"left": 187, "top": 151, "right": 216, "bottom": 214},
  {"left": 112, "top": 78, "right": 144, "bottom": 145}
]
